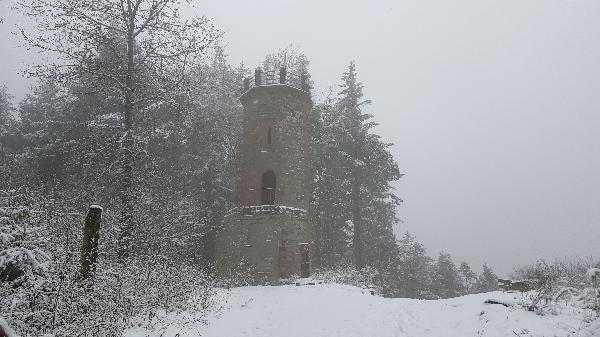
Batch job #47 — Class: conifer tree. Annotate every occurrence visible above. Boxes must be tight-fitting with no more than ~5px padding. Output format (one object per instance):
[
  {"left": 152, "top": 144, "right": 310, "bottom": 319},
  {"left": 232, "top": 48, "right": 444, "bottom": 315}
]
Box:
[
  {"left": 459, "top": 261, "right": 478, "bottom": 294},
  {"left": 311, "top": 62, "right": 401, "bottom": 271},
  {"left": 476, "top": 263, "right": 499, "bottom": 292},
  {"left": 311, "top": 92, "right": 354, "bottom": 267},
  {"left": 397, "top": 232, "right": 434, "bottom": 298},
  {"left": 0, "top": 191, "right": 50, "bottom": 285},
  {"left": 432, "top": 252, "right": 464, "bottom": 298},
  {"left": 335, "top": 62, "right": 401, "bottom": 269},
  {"left": 0, "top": 85, "right": 17, "bottom": 180},
  {"left": 337, "top": 62, "right": 369, "bottom": 269},
  {"left": 0, "top": 85, "right": 14, "bottom": 134}
]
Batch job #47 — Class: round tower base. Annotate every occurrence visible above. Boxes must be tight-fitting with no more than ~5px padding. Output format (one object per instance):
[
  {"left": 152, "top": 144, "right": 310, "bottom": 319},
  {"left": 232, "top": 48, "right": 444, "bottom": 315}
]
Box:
[{"left": 214, "top": 206, "right": 312, "bottom": 285}]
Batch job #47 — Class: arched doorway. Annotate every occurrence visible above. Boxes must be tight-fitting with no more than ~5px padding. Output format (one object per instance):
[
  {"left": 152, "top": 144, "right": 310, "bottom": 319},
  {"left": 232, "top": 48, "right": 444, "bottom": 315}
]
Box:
[{"left": 261, "top": 170, "right": 276, "bottom": 205}]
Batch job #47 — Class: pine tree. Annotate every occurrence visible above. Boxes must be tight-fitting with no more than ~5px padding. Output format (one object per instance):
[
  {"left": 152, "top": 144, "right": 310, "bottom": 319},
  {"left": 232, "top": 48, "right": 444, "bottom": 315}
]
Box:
[
  {"left": 0, "top": 85, "right": 14, "bottom": 136},
  {"left": 432, "top": 252, "right": 464, "bottom": 298},
  {"left": 397, "top": 232, "right": 434, "bottom": 298},
  {"left": 476, "top": 263, "right": 499, "bottom": 292},
  {"left": 337, "top": 62, "right": 369, "bottom": 269},
  {"left": 311, "top": 91, "right": 354, "bottom": 267},
  {"left": 310, "top": 62, "right": 401, "bottom": 272},
  {"left": 335, "top": 62, "right": 401, "bottom": 270},
  {"left": 0, "top": 191, "right": 50, "bottom": 285},
  {"left": 0, "top": 85, "right": 17, "bottom": 182},
  {"left": 459, "top": 261, "right": 478, "bottom": 294}
]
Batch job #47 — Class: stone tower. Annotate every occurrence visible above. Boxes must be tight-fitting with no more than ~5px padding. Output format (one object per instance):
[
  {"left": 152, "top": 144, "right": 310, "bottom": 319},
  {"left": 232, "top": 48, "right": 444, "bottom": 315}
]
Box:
[{"left": 214, "top": 67, "right": 313, "bottom": 284}]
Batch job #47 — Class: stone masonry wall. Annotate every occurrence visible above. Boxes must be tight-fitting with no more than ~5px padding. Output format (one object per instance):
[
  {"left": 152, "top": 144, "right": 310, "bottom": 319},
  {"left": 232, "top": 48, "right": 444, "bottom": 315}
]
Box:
[
  {"left": 214, "top": 83, "right": 313, "bottom": 284},
  {"left": 214, "top": 208, "right": 312, "bottom": 284},
  {"left": 237, "top": 85, "right": 312, "bottom": 210}
]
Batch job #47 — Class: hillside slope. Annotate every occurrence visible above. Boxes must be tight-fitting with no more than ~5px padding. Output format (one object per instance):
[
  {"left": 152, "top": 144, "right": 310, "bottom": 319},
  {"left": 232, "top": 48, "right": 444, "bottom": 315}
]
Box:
[{"left": 127, "top": 283, "right": 599, "bottom": 337}]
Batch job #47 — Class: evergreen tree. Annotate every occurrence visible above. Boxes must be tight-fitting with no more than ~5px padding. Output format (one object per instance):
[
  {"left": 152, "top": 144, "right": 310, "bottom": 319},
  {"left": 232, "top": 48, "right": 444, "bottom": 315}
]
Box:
[
  {"left": 337, "top": 61, "right": 370, "bottom": 269},
  {"left": 476, "top": 263, "right": 499, "bottom": 292},
  {"left": 432, "top": 252, "right": 464, "bottom": 299},
  {"left": 311, "top": 91, "right": 354, "bottom": 267},
  {"left": 0, "top": 85, "right": 17, "bottom": 181},
  {"left": 395, "top": 232, "right": 433, "bottom": 298},
  {"left": 0, "top": 190, "right": 50, "bottom": 285},
  {"left": 459, "top": 261, "right": 478, "bottom": 294},
  {"left": 0, "top": 85, "right": 14, "bottom": 135},
  {"left": 312, "top": 62, "right": 401, "bottom": 270}
]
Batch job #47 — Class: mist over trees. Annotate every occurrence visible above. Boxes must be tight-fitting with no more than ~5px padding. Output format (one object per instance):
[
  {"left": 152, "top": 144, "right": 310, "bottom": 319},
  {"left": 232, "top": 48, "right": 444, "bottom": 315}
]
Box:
[
  {"left": 308, "top": 63, "right": 498, "bottom": 299},
  {"left": 14, "top": 0, "right": 221, "bottom": 260},
  {"left": 0, "top": 1, "right": 502, "bottom": 334}
]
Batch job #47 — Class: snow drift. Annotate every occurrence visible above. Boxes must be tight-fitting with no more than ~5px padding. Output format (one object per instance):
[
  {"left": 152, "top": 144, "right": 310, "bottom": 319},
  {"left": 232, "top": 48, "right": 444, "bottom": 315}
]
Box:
[{"left": 126, "top": 283, "right": 599, "bottom": 337}]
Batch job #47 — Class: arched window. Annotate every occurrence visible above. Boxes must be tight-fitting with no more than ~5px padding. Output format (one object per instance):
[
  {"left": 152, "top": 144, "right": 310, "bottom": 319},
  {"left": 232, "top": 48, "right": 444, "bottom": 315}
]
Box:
[
  {"left": 267, "top": 127, "right": 272, "bottom": 145},
  {"left": 261, "top": 170, "right": 276, "bottom": 205}
]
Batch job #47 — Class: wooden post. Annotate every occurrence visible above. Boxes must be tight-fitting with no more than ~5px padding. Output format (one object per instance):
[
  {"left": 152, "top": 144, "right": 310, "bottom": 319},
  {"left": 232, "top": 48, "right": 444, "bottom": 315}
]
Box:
[{"left": 80, "top": 205, "right": 102, "bottom": 279}]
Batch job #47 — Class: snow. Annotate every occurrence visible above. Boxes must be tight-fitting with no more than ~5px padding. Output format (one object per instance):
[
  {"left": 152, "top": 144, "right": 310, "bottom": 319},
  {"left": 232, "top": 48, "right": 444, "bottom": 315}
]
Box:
[
  {"left": 89, "top": 205, "right": 103, "bottom": 211},
  {"left": 587, "top": 268, "right": 600, "bottom": 280},
  {"left": 0, "top": 247, "right": 51, "bottom": 276},
  {"left": 225, "top": 205, "right": 307, "bottom": 218},
  {"left": 125, "top": 283, "right": 599, "bottom": 337},
  {"left": 0, "top": 317, "right": 18, "bottom": 337}
]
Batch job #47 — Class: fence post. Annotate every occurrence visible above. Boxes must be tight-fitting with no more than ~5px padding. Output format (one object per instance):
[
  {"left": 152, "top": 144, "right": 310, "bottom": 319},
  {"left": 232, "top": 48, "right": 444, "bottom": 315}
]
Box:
[{"left": 80, "top": 205, "right": 102, "bottom": 279}]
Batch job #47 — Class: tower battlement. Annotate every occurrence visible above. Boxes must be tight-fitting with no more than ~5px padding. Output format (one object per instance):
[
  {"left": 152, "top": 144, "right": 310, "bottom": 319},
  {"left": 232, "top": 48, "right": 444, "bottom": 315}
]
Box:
[{"left": 241, "top": 67, "right": 310, "bottom": 95}]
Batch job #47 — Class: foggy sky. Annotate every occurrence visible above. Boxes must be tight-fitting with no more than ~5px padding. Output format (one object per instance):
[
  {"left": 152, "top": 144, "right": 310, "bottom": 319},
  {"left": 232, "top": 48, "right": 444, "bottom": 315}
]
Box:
[{"left": 1, "top": 0, "right": 599, "bottom": 276}]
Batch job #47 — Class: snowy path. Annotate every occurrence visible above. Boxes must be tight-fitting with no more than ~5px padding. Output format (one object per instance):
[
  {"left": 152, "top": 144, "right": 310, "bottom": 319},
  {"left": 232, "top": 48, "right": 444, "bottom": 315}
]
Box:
[{"left": 126, "top": 284, "right": 597, "bottom": 337}]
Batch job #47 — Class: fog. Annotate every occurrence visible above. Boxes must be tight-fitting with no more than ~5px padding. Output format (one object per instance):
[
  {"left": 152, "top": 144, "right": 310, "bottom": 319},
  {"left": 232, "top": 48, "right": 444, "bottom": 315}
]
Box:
[{"left": 2, "top": 0, "right": 599, "bottom": 276}]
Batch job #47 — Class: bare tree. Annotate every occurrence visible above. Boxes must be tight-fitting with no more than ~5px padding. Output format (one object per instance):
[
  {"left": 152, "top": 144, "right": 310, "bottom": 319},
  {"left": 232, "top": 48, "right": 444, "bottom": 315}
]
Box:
[{"left": 16, "top": 0, "right": 221, "bottom": 259}]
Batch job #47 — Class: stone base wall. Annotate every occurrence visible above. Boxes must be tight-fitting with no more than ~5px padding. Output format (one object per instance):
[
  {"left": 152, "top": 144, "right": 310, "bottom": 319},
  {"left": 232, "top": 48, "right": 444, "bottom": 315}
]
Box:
[{"left": 214, "top": 206, "right": 312, "bottom": 285}]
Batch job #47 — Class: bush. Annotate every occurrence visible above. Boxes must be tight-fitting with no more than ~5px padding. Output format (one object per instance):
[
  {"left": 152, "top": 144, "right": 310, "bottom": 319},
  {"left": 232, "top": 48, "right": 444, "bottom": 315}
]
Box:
[
  {"left": 0, "top": 205, "right": 51, "bottom": 285},
  {"left": 312, "top": 265, "right": 380, "bottom": 293},
  {"left": 512, "top": 258, "right": 600, "bottom": 314},
  {"left": 0, "top": 190, "right": 220, "bottom": 337},
  {"left": 1, "top": 256, "right": 218, "bottom": 336}
]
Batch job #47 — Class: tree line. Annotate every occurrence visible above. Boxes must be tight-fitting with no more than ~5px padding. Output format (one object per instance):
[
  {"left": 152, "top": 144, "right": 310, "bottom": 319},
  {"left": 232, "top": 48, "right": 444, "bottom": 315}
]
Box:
[
  {"left": 307, "top": 63, "right": 498, "bottom": 298},
  {"left": 0, "top": 0, "right": 501, "bottom": 334}
]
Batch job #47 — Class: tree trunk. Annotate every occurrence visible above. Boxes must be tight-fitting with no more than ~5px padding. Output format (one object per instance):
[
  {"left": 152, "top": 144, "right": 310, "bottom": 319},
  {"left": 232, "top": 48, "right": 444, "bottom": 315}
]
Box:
[
  {"left": 313, "top": 211, "right": 322, "bottom": 268},
  {"left": 350, "top": 117, "right": 364, "bottom": 270},
  {"left": 352, "top": 175, "right": 363, "bottom": 269},
  {"left": 80, "top": 205, "right": 102, "bottom": 278},
  {"left": 118, "top": 17, "right": 136, "bottom": 261},
  {"left": 325, "top": 212, "right": 334, "bottom": 267}
]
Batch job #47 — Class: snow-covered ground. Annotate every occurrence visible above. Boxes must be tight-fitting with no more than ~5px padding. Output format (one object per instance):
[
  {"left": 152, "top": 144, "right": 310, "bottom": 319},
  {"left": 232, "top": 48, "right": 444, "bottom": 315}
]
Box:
[{"left": 126, "top": 283, "right": 599, "bottom": 337}]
